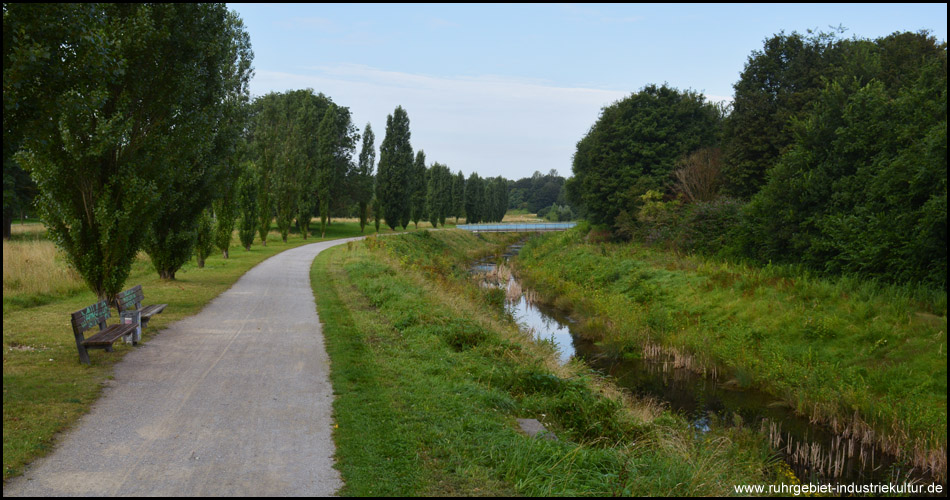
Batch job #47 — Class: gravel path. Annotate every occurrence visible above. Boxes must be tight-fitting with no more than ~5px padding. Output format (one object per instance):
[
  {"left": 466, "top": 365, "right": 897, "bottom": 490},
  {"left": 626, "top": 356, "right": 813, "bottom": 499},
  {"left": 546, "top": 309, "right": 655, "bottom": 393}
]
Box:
[{"left": 4, "top": 237, "right": 364, "bottom": 496}]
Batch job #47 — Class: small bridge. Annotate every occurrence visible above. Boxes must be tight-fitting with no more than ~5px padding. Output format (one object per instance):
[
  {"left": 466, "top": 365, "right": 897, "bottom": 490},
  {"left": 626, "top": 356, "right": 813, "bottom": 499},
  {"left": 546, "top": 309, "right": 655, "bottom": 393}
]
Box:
[{"left": 457, "top": 222, "right": 576, "bottom": 233}]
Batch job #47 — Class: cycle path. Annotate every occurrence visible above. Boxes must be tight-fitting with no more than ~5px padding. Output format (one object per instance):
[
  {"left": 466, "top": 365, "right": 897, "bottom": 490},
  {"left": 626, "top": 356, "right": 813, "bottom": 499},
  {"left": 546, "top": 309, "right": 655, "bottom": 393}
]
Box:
[{"left": 4, "top": 237, "right": 364, "bottom": 496}]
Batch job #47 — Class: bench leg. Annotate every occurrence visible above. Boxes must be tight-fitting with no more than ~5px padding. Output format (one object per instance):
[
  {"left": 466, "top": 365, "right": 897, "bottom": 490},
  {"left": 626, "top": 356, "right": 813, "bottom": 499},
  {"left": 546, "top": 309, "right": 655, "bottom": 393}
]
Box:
[{"left": 74, "top": 341, "right": 91, "bottom": 365}]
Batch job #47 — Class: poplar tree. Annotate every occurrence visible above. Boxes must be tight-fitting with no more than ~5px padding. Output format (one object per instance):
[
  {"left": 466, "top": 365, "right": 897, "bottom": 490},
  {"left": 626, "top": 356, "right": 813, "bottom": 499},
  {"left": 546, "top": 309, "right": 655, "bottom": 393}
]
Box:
[
  {"left": 452, "top": 171, "right": 465, "bottom": 223},
  {"left": 377, "top": 106, "right": 413, "bottom": 231},
  {"left": 355, "top": 124, "right": 376, "bottom": 232},
  {"left": 426, "top": 163, "right": 449, "bottom": 227},
  {"left": 194, "top": 209, "right": 215, "bottom": 269},
  {"left": 410, "top": 150, "right": 428, "bottom": 228},
  {"left": 464, "top": 173, "right": 484, "bottom": 224},
  {"left": 253, "top": 93, "right": 295, "bottom": 242},
  {"left": 487, "top": 176, "right": 509, "bottom": 222},
  {"left": 256, "top": 168, "right": 272, "bottom": 246},
  {"left": 213, "top": 186, "right": 237, "bottom": 259},
  {"left": 295, "top": 94, "right": 321, "bottom": 239},
  {"left": 437, "top": 164, "right": 454, "bottom": 226},
  {"left": 372, "top": 195, "right": 382, "bottom": 233},
  {"left": 482, "top": 177, "right": 498, "bottom": 222},
  {"left": 326, "top": 105, "right": 359, "bottom": 225},
  {"left": 315, "top": 104, "right": 338, "bottom": 238},
  {"left": 237, "top": 166, "right": 257, "bottom": 251}
]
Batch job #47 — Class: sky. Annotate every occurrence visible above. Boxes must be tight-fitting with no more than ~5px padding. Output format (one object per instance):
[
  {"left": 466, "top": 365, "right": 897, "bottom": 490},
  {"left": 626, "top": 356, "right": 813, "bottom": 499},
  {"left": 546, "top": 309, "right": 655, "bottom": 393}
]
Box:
[{"left": 227, "top": 3, "right": 947, "bottom": 181}]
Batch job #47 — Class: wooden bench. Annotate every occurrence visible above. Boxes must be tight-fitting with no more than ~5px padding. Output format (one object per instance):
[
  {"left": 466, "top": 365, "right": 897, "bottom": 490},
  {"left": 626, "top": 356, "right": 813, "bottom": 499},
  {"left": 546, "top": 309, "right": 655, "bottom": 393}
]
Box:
[
  {"left": 116, "top": 285, "right": 167, "bottom": 330},
  {"left": 70, "top": 300, "right": 138, "bottom": 365}
]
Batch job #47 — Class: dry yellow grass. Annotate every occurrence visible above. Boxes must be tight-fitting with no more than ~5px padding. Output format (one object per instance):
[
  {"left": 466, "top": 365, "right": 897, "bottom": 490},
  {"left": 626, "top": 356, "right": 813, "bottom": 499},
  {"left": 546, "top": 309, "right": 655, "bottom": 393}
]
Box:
[
  {"left": 3, "top": 239, "right": 85, "bottom": 296},
  {"left": 10, "top": 222, "right": 46, "bottom": 237},
  {"left": 501, "top": 213, "right": 543, "bottom": 223}
]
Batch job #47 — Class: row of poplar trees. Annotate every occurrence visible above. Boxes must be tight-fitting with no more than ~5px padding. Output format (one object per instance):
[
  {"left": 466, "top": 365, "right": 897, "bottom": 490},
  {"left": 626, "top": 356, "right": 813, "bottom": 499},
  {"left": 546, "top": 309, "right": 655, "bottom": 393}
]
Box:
[
  {"left": 4, "top": 3, "right": 254, "bottom": 299},
  {"left": 375, "top": 106, "right": 509, "bottom": 230},
  {"left": 4, "top": 3, "right": 511, "bottom": 305},
  {"left": 244, "top": 100, "right": 509, "bottom": 240}
]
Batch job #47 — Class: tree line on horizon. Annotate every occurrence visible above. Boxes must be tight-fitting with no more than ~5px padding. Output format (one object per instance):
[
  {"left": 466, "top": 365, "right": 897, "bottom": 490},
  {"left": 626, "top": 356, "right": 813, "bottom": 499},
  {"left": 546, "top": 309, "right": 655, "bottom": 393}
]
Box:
[{"left": 567, "top": 29, "right": 947, "bottom": 290}]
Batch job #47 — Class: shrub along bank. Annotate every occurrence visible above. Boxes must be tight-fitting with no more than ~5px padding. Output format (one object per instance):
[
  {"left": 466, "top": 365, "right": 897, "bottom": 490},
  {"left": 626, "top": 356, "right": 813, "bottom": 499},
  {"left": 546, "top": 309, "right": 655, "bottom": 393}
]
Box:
[
  {"left": 513, "top": 225, "right": 947, "bottom": 481},
  {"left": 312, "top": 229, "right": 783, "bottom": 496}
]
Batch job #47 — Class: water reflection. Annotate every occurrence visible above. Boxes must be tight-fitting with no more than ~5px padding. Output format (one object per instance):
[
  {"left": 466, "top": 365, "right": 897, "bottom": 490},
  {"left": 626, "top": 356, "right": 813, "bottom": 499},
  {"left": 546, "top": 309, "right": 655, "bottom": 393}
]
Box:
[
  {"left": 505, "top": 278, "right": 576, "bottom": 365},
  {"left": 472, "top": 246, "right": 578, "bottom": 364}
]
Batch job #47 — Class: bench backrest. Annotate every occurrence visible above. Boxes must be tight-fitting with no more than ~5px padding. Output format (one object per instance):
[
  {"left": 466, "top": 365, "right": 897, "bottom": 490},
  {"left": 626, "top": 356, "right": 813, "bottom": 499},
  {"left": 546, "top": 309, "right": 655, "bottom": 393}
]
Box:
[
  {"left": 71, "top": 301, "right": 110, "bottom": 334},
  {"left": 116, "top": 285, "right": 144, "bottom": 312}
]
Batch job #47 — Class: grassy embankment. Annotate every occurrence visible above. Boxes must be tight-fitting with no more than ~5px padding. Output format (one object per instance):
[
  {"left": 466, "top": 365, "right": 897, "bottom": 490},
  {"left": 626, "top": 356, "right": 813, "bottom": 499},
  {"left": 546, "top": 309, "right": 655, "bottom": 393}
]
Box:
[
  {"left": 311, "top": 229, "right": 787, "bottom": 495},
  {"left": 513, "top": 225, "right": 947, "bottom": 481},
  {"left": 2, "top": 218, "right": 443, "bottom": 481}
]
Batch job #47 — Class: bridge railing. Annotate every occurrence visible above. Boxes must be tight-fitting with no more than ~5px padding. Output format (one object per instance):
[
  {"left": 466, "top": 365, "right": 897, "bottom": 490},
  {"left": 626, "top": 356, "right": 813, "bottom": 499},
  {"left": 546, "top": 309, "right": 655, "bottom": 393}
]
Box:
[{"left": 457, "top": 222, "right": 577, "bottom": 233}]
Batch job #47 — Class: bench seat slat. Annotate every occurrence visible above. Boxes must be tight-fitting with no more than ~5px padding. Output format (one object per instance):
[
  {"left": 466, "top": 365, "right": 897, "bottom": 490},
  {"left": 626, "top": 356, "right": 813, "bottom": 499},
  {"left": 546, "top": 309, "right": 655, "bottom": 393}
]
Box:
[
  {"left": 141, "top": 303, "right": 168, "bottom": 318},
  {"left": 82, "top": 323, "right": 137, "bottom": 346}
]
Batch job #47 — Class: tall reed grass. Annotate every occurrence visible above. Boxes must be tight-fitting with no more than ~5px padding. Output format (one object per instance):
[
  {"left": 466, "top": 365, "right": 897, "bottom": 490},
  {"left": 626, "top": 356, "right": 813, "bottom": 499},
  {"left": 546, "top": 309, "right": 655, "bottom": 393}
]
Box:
[{"left": 3, "top": 239, "right": 85, "bottom": 297}]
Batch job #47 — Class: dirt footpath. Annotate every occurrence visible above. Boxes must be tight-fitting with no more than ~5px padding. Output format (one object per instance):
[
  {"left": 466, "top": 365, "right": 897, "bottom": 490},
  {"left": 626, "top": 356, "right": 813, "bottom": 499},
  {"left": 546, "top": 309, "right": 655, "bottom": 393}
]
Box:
[{"left": 4, "top": 237, "right": 364, "bottom": 496}]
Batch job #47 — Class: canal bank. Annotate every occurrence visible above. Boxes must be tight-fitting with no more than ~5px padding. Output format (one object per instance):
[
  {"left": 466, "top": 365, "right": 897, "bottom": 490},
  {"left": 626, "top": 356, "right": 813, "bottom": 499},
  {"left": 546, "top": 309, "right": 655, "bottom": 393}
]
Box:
[
  {"left": 312, "top": 229, "right": 782, "bottom": 495},
  {"left": 507, "top": 226, "right": 947, "bottom": 485}
]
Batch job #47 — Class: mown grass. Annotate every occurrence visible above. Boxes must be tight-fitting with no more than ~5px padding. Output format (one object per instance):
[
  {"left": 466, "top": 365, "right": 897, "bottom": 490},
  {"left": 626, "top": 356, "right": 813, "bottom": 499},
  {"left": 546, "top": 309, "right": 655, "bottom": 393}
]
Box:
[
  {"left": 1, "top": 218, "right": 436, "bottom": 482},
  {"left": 312, "top": 229, "right": 784, "bottom": 495},
  {"left": 514, "top": 225, "right": 948, "bottom": 480}
]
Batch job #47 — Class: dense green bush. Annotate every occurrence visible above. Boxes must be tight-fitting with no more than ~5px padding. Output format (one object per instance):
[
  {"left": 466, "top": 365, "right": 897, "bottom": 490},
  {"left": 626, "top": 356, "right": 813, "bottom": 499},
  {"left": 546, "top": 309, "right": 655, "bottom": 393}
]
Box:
[
  {"left": 569, "top": 84, "right": 722, "bottom": 228},
  {"left": 577, "top": 30, "right": 946, "bottom": 289},
  {"left": 679, "top": 198, "right": 744, "bottom": 255},
  {"left": 738, "top": 39, "right": 947, "bottom": 288}
]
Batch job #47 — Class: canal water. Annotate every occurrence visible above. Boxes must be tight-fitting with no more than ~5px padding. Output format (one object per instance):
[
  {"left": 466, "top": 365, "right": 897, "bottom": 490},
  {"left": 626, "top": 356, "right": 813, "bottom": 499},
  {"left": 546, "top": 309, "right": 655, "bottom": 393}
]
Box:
[{"left": 471, "top": 242, "right": 939, "bottom": 489}]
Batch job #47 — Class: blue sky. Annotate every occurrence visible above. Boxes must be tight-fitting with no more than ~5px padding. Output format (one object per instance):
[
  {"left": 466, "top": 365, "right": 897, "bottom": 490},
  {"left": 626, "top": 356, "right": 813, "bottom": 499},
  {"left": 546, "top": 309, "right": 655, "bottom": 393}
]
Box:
[{"left": 227, "top": 3, "right": 947, "bottom": 180}]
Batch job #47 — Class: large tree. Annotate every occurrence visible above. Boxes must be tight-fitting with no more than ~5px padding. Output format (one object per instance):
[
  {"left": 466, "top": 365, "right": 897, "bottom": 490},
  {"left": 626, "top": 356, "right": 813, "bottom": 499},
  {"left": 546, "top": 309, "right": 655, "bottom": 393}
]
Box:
[
  {"left": 250, "top": 90, "right": 333, "bottom": 242},
  {"left": 377, "top": 106, "right": 413, "bottom": 231},
  {"left": 6, "top": 3, "right": 253, "bottom": 294},
  {"left": 326, "top": 103, "right": 358, "bottom": 224},
  {"left": 3, "top": 4, "right": 70, "bottom": 239},
  {"left": 294, "top": 92, "right": 325, "bottom": 240},
  {"left": 143, "top": 6, "right": 253, "bottom": 279},
  {"left": 570, "top": 84, "right": 722, "bottom": 228}
]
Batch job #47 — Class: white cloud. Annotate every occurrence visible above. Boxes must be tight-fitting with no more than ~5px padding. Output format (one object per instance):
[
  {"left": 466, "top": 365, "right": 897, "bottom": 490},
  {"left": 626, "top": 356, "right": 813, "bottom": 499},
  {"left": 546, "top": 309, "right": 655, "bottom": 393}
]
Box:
[{"left": 252, "top": 65, "right": 628, "bottom": 179}]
